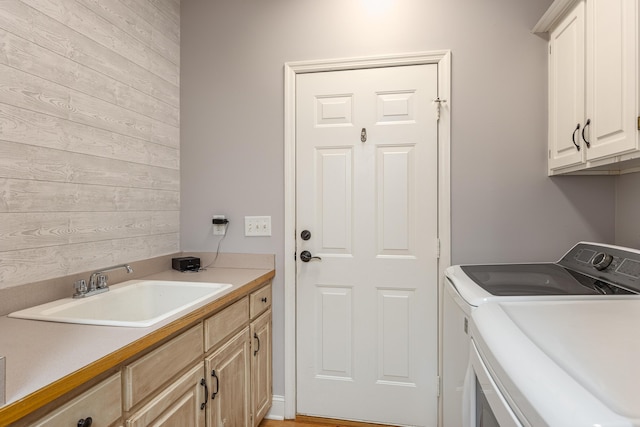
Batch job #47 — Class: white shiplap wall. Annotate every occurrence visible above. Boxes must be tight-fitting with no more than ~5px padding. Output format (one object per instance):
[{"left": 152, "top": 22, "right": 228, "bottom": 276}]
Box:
[{"left": 0, "top": 0, "right": 180, "bottom": 289}]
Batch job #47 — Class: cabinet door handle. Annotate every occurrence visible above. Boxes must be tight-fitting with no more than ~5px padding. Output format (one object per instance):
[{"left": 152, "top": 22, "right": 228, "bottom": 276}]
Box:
[
  {"left": 211, "top": 369, "right": 219, "bottom": 400},
  {"left": 572, "top": 123, "right": 581, "bottom": 151},
  {"left": 254, "top": 332, "right": 261, "bottom": 356},
  {"left": 200, "top": 378, "right": 208, "bottom": 410},
  {"left": 261, "top": 297, "right": 267, "bottom": 303},
  {"left": 77, "top": 417, "right": 93, "bottom": 427},
  {"left": 581, "top": 119, "right": 591, "bottom": 148}
]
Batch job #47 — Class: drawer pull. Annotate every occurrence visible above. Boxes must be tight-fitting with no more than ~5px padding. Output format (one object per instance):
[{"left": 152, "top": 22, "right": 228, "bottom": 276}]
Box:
[
  {"left": 77, "top": 417, "right": 93, "bottom": 427},
  {"left": 254, "top": 332, "right": 261, "bottom": 356},
  {"left": 261, "top": 297, "right": 267, "bottom": 303},
  {"left": 200, "top": 378, "right": 208, "bottom": 410},
  {"left": 211, "top": 369, "right": 219, "bottom": 400}
]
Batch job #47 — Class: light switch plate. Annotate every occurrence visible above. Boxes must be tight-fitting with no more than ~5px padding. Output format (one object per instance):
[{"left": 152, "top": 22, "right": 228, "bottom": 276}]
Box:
[{"left": 245, "top": 216, "right": 271, "bottom": 236}]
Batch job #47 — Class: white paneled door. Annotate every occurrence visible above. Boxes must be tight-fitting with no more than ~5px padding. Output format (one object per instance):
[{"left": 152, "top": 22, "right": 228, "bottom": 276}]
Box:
[{"left": 296, "top": 65, "right": 439, "bottom": 426}]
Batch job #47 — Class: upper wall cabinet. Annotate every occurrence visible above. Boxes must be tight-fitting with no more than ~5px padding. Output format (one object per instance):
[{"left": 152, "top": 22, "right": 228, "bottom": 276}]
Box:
[
  {"left": 547, "top": 1, "right": 586, "bottom": 171},
  {"left": 534, "top": 0, "right": 639, "bottom": 175}
]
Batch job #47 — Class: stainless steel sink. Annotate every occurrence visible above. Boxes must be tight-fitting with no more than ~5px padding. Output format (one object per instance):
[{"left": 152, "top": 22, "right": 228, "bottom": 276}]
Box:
[{"left": 8, "top": 280, "right": 232, "bottom": 327}]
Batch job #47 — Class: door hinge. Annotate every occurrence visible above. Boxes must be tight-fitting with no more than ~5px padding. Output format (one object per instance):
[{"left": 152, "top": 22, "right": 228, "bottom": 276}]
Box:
[
  {"left": 436, "top": 375, "right": 441, "bottom": 397},
  {"left": 433, "top": 98, "right": 446, "bottom": 121},
  {"left": 637, "top": 116, "right": 640, "bottom": 130},
  {"left": 436, "top": 238, "right": 441, "bottom": 259}
]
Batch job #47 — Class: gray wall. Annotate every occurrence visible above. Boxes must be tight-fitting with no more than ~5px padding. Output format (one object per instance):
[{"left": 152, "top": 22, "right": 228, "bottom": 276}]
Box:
[
  {"left": 180, "top": 0, "right": 617, "bottom": 398},
  {"left": 0, "top": 0, "right": 180, "bottom": 290},
  {"left": 616, "top": 173, "right": 640, "bottom": 248}
]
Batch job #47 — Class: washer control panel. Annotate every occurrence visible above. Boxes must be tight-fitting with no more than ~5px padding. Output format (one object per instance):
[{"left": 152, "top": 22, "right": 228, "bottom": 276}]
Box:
[
  {"left": 592, "top": 252, "right": 614, "bottom": 271},
  {"left": 560, "top": 243, "right": 640, "bottom": 293}
]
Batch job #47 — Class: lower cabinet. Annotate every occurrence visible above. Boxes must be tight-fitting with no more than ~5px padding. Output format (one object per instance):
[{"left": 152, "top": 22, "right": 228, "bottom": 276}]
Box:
[
  {"left": 123, "top": 324, "right": 204, "bottom": 412},
  {"left": 26, "top": 280, "right": 272, "bottom": 427},
  {"left": 203, "top": 284, "right": 273, "bottom": 427},
  {"left": 124, "top": 282, "right": 272, "bottom": 427},
  {"left": 206, "top": 328, "right": 251, "bottom": 427},
  {"left": 126, "top": 363, "right": 206, "bottom": 427},
  {"left": 251, "top": 309, "right": 272, "bottom": 427},
  {"left": 31, "top": 373, "right": 122, "bottom": 427}
]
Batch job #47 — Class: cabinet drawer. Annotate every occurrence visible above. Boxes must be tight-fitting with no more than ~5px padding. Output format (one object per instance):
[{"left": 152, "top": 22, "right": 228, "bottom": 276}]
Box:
[
  {"left": 204, "top": 297, "right": 249, "bottom": 352},
  {"left": 249, "top": 284, "right": 271, "bottom": 319},
  {"left": 124, "top": 324, "right": 203, "bottom": 410},
  {"left": 32, "top": 373, "right": 121, "bottom": 427},
  {"left": 126, "top": 363, "right": 205, "bottom": 427}
]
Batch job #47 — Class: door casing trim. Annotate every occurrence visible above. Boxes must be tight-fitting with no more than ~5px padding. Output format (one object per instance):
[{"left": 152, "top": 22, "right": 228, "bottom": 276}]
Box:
[{"left": 283, "top": 51, "right": 452, "bottom": 420}]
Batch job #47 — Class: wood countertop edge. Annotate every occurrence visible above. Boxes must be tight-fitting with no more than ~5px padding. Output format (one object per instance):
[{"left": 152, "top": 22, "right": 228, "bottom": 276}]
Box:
[{"left": 0, "top": 269, "right": 275, "bottom": 426}]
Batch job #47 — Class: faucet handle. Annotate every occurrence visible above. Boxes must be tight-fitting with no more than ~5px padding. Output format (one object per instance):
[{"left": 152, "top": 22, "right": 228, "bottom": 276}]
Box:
[
  {"left": 97, "top": 274, "right": 108, "bottom": 289},
  {"left": 73, "top": 279, "right": 88, "bottom": 297}
]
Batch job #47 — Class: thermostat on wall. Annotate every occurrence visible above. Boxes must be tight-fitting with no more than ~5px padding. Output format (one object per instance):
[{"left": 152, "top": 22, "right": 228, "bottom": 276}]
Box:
[{"left": 172, "top": 256, "right": 201, "bottom": 272}]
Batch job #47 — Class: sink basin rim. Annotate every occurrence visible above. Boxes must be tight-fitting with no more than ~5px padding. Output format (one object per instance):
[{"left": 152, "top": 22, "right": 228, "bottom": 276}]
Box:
[{"left": 8, "top": 280, "right": 233, "bottom": 328}]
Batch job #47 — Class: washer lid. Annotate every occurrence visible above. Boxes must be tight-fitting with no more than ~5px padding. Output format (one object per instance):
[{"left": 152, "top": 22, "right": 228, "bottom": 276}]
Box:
[
  {"left": 471, "top": 299, "right": 640, "bottom": 426},
  {"left": 460, "top": 264, "right": 604, "bottom": 296}
]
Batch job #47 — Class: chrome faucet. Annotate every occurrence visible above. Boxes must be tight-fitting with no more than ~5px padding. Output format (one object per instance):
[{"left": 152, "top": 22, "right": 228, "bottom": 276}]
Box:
[{"left": 73, "top": 264, "right": 133, "bottom": 298}]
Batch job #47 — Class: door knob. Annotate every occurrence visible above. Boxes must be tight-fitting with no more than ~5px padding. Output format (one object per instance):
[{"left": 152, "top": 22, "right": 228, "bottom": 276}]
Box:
[{"left": 300, "top": 250, "right": 321, "bottom": 262}]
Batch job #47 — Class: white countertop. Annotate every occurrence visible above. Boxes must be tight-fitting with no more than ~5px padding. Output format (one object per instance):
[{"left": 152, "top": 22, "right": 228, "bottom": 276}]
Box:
[{"left": 0, "top": 266, "right": 273, "bottom": 411}]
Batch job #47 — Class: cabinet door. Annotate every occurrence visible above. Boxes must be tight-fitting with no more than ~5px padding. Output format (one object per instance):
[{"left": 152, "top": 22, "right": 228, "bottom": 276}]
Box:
[
  {"left": 250, "top": 309, "right": 272, "bottom": 427},
  {"left": 206, "top": 328, "right": 251, "bottom": 427},
  {"left": 126, "top": 363, "right": 206, "bottom": 427},
  {"left": 585, "top": 0, "right": 638, "bottom": 160},
  {"left": 549, "top": 0, "right": 585, "bottom": 171}
]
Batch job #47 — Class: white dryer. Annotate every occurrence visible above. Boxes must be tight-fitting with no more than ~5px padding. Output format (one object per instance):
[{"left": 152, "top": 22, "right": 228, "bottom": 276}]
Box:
[
  {"left": 442, "top": 242, "right": 640, "bottom": 427},
  {"left": 470, "top": 298, "right": 640, "bottom": 426}
]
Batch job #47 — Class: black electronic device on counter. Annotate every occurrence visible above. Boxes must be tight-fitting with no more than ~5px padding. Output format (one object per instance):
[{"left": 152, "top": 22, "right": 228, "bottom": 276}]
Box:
[{"left": 172, "top": 256, "right": 201, "bottom": 272}]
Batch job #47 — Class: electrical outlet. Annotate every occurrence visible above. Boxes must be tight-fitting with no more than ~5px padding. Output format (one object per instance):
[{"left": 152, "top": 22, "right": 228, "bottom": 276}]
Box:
[
  {"left": 245, "top": 216, "right": 271, "bottom": 236},
  {"left": 212, "top": 215, "right": 227, "bottom": 236}
]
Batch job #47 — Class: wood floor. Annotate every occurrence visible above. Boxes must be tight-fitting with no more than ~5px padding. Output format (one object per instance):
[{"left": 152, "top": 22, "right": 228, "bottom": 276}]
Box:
[{"left": 260, "top": 415, "right": 397, "bottom": 427}]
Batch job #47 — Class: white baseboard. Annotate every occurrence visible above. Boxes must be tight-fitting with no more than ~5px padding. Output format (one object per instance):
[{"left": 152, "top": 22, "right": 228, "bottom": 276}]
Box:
[{"left": 265, "top": 395, "right": 286, "bottom": 420}]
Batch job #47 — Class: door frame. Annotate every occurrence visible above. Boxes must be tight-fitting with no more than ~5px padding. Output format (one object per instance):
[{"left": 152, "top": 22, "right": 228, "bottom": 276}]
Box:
[{"left": 283, "top": 51, "right": 452, "bottom": 420}]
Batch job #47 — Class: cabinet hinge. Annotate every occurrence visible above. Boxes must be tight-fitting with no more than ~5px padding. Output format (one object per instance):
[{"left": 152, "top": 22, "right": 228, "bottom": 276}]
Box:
[
  {"left": 436, "top": 375, "right": 441, "bottom": 397},
  {"left": 436, "top": 238, "right": 441, "bottom": 259}
]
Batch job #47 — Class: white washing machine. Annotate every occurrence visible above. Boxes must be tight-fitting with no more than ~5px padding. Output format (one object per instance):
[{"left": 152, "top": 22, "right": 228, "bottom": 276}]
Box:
[{"left": 442, "top": 242, "right": 640, "bottom": 427}]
